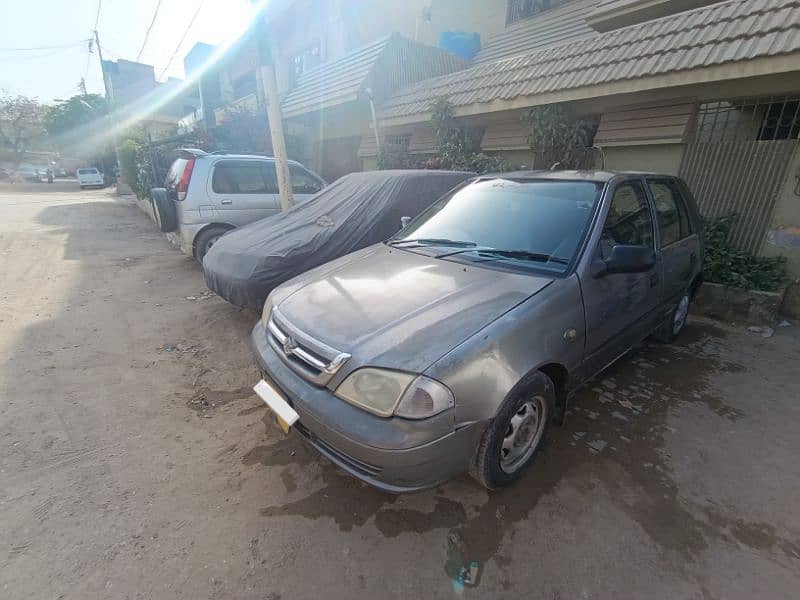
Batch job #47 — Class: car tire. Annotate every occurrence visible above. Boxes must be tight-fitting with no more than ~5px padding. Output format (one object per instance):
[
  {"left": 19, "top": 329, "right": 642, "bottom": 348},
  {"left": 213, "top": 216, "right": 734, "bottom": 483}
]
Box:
[
  {"left": 79, "top": 185, "right": 86, "bottom": 189},
  {"left": 194, "top": 226, "right": 230, "bottom": 263},
  {"left": 470, "top": 371, "right": 556, "bottom": 490},
  {"left": 653, "top": 290, "right": 691, "bottom": 344},
  {"left": 151, "top": 188, "right": 177, "bottom": 233}
]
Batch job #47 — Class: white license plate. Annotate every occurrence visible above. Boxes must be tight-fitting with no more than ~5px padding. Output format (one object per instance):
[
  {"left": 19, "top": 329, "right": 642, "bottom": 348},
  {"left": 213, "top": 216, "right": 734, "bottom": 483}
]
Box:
[{"left": 253, "top": 379, "right": 299, "bottom": 434}]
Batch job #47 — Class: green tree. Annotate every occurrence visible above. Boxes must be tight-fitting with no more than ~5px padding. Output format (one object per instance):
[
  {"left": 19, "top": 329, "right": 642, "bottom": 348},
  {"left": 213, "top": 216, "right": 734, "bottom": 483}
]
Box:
[
  {"left": 0, "top": 92, "right": 46, "bottom": 165},
  {"left": 44, "top": 94, "right": 108, "bottom": 145}
]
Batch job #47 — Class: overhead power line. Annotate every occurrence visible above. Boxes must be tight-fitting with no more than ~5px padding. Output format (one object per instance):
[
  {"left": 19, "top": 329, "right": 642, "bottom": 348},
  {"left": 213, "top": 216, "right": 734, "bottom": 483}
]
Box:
[
  {"left": 158, "top": 0, "right": 206, "bottom": 80},
  {"left": 0, "top": 40, "right": 89, "bottom": 52},
  {"left": 137, "top": 0, "right": 164, "bottom": 61}
]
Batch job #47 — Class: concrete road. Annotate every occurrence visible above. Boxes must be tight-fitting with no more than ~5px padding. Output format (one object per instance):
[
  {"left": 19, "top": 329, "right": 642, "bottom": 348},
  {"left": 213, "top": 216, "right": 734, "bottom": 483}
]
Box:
[{"left": 1, "top": 184, "right": 799, "bottom": 600}]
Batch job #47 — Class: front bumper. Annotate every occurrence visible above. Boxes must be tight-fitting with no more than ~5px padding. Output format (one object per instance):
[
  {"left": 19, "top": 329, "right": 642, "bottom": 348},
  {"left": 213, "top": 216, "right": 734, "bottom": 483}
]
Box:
[{"left": 250, "top": 320, "right": 483, "bottom": 492}]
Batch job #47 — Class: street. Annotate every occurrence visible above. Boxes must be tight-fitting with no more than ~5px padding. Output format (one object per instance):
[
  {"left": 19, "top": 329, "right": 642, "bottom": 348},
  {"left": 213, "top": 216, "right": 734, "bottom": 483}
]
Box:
[{"left": 1, "top": 183, "right": 799, "bottom": 600}]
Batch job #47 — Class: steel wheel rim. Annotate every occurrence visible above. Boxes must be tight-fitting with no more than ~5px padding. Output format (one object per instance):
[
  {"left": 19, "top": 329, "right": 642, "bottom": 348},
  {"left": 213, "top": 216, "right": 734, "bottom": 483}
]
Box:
[
  {"left": 673, "top": 294, "right": 690, "bottom": 335},
  {"left": 500, "top": 396, "right": 547, "bottom": 474}
]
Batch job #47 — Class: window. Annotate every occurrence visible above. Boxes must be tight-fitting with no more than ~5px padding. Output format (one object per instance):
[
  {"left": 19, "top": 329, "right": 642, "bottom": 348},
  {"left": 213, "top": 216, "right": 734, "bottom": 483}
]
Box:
[
  {"left": 261, "top": 163, "right": 279, "bottom": 194},
  {"left": 385, "top": 134, "right": 411, "bottom": 149},
  {"left": 648, "top": 180, "right": 691, "bottom": 247},
  {"left": 599, "top": 181, "right": 653, "bottom": 259},
  {"left": 290, "top": 164, "right": 323, "bottom": 195},
  {"left": 212, "top": 161, "right": 272, "bottom": 194},
  {"left": 506, "top": 0, "right": 569, "bottom": 25},
  {"left": 695, "top": 96, "right": 800, "bottom": 143},
  {"left": 290, "top": 41, "right": 321, "bottom": 87}
]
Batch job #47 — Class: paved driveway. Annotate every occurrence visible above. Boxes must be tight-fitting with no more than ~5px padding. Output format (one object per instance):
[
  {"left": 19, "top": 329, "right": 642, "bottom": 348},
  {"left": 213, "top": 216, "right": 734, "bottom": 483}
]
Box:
[{"left": 1, "top": 185, "right": 798, "bottom": 599}]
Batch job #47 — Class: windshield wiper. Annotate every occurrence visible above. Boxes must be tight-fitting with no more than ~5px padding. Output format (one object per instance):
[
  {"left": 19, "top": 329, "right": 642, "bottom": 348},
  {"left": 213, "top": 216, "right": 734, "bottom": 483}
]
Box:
[
  {"left": 387, "top": 238, "right": 477, "bottom": 248},
  {"left": 437, "top": 247, "right": 569, "bottom": 264}
]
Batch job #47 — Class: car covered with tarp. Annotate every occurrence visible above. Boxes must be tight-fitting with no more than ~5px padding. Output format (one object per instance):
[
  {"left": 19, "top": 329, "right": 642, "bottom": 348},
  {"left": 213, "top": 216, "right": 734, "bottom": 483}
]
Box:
[{"left": 202, "top": 169, "right": 475, "bottom": 311}]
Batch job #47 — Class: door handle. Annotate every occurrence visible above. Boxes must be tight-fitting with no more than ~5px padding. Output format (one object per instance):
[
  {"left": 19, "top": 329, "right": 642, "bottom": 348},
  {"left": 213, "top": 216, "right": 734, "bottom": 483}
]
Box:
[{"left": 221, "top": 199, "right": 233, "bottom": 205}]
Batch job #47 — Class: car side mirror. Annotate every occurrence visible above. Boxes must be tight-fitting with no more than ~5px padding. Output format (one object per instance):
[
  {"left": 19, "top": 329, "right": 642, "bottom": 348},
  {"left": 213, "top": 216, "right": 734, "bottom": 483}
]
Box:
[
  {"left": 594, "top": 244, "right": 655, "bottom": 277},
  {"left": 400, "top": 216, "right": 411, "bottom": 229}
]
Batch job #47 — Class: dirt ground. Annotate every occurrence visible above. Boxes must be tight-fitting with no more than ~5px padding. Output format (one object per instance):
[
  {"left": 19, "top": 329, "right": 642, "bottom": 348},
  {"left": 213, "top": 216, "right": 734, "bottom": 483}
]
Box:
[{"left": 1, "top": 183, "right": 799, "bottom": 600}]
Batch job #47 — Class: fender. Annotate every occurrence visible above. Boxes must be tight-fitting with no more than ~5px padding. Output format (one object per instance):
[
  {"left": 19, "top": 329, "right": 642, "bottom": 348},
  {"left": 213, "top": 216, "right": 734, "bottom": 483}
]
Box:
[{"left": 424, "top": 275, "right": 586, "bottom": 425}]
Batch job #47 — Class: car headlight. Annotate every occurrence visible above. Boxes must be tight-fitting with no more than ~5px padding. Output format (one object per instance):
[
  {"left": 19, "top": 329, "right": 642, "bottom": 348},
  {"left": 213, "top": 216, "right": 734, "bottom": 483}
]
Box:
[
  {"left": 335, "top": 368, "right": 454, "bottom": 419},
  {"left": 261, "top": 294, "right": 274, "bottom": 326}
]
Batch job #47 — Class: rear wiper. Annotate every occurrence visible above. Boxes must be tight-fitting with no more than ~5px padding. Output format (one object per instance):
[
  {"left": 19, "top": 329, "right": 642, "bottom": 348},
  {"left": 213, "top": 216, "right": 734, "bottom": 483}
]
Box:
[
  {"left": 438, "top": 247, "right": 569, "bottom": 264},
  {"left": 387, "top": 238, "right": 477, "bottom": 248}
]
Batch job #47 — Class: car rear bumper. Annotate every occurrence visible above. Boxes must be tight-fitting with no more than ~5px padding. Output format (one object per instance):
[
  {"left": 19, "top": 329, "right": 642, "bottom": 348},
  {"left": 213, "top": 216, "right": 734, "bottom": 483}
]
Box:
[{"left": 250, "top": 320, "right": 483, "bottom": 493}]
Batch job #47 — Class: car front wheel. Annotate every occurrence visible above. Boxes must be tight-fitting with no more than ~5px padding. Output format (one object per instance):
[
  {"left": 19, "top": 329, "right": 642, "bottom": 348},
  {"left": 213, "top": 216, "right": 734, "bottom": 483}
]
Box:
[{"left": 470, "top": 372, "right": 555, "bottom": 489}]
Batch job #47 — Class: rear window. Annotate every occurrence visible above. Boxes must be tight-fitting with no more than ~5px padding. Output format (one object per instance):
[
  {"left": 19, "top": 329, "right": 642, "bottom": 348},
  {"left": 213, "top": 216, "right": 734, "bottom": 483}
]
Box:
[{"left": 78, "top": 168, "right": 99, "bottom": 175}]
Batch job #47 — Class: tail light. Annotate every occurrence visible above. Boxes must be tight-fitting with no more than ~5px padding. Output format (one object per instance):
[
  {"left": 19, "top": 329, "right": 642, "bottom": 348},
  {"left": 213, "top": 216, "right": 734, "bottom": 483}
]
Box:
[{"left": 176, "top": 158, "right": 195, "bottom": 200}]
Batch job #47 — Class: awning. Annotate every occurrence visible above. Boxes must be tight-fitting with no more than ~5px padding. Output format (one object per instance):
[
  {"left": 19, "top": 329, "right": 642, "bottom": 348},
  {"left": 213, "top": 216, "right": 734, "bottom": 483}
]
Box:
[
  {"left": 281, "top": 33, "right": 468, "bottom": 119},
  {"left": 378, "top": 0, "right": 800, "bottom": 124}
]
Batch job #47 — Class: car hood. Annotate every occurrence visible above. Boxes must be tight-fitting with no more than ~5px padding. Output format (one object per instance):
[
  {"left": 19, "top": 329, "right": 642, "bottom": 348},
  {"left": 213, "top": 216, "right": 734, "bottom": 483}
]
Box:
[{"left": 274, "top": 244, "right": 553, "bottom": 374}]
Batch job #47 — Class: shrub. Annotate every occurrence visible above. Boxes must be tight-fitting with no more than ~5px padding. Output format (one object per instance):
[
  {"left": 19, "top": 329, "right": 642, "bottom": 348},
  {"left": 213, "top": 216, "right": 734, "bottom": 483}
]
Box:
[
  {"left": 377, "top": 144, "right": 415, "bottom": 169},
  {"left": 703, "top": 215, "right": 788, "bottom": 292},
  {"left": 427, "top": 97, "right": 509, "bottom": 174},
  {"left": 523, "top": 103, "right": 596, "bottom": 169}
]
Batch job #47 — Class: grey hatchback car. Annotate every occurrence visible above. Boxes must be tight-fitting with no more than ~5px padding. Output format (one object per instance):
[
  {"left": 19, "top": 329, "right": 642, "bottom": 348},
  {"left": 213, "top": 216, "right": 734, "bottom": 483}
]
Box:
[{"left": 250, "top": 171, "right": 703, "bottom": 491}]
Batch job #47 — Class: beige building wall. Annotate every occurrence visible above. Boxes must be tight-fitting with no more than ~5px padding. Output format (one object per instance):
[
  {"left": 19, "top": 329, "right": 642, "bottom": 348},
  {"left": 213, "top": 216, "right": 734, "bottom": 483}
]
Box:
[
  {"left": 601, "top": 143, "right": 685, "bottom": 175},
  {"left": 269, "top": 0, "right": 507, "bottom": 96}
]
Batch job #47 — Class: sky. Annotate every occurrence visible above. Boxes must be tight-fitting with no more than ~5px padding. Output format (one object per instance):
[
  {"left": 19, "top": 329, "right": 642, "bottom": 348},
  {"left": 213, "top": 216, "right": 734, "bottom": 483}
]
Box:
[{"left": 0, "top": 0, "right": 253, "bottom": 103}]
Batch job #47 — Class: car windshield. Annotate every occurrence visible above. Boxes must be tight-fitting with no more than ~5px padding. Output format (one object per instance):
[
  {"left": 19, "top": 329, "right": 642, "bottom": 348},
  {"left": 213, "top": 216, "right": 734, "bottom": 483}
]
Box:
[{"left": 391, "top": 178, "right": 602, "bottom": 274}]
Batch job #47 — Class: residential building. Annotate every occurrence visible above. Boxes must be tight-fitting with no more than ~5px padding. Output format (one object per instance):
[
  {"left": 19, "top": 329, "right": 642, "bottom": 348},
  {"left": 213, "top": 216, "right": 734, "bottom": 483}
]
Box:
[
  {"left": 102, "top": 59, "right": 200, "bottom": 140},
  {"left": 188, "top": 0, "right": 800, "bottom": 300},
  {"left": 370, "top": 0, "right": 800, "bottom": 294},
  {"left": 196, "top": 0, "right": 507, "bottom": 179}
]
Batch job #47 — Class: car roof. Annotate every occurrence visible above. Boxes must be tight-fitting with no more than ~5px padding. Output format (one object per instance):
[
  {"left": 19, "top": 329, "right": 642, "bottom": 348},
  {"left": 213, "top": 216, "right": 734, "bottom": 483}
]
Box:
[
  {"left": 480, "top": 169, "right": 678, "bottom": 183},
  {"left": 177, "top": 149, "right": 301, "bottom": 165},
  {"left": 206, "top": 154, "right": 303, "bottom": 166}
]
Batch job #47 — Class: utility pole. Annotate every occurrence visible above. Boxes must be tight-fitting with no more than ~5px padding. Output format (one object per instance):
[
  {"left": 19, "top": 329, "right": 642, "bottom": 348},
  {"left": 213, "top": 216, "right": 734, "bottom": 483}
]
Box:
[
  {"left": 94, "top": 28, "right": 121, "bottom": 189},
  {"left": 257, "top": 25, "right": 293, "bottom": 211},
  {"left": 94, "top": 30, "right": 113, "bottom": 102},
  {"left": 78, "top": 77, "right": 88, "bottom": 97}
]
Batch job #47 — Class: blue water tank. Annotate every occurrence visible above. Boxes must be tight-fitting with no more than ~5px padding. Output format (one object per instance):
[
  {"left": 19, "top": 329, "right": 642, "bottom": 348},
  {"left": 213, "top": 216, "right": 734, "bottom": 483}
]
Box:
[{"left": 439, "top": 32, "right": 481, "bottom": 60}]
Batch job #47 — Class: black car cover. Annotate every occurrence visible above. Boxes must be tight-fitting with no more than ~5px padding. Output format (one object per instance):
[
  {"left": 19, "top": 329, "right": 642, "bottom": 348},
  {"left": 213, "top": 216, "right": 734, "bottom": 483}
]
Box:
[{"left": 203, "top": 169, "right": 474, "bottom": 311}]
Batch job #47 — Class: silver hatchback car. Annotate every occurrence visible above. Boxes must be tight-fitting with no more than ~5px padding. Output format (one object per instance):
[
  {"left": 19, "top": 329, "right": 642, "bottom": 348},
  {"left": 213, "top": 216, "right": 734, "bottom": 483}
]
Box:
[
  {"left": 151, "top": 150, "right": 326, "bottom": 261},
  {"left": 251, "top": 171, "right": 704, "bottom": 491}
]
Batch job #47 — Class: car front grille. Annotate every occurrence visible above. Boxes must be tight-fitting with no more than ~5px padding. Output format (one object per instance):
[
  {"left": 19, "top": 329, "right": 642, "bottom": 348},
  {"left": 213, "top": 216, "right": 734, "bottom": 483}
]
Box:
[{"left": 266, "top": 310, "right": 350, "bottom": 386}]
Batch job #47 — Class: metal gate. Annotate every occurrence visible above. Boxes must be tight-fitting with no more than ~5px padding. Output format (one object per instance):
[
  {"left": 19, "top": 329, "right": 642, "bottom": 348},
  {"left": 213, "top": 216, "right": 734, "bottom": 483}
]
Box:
[{"left": 679, "top": 95, "right": 799, "bottom": 253}]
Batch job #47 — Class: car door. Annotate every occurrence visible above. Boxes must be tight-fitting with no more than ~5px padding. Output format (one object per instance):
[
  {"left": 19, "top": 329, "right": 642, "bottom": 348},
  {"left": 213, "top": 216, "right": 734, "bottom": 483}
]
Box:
[
  {"left": 207, "top": 159, "right": 280, "bottom": 226},
  {"left": 646, "top": 177, "right": 699, "bottom": 308},
  {"left": 289, "top": 163, "right": 325, "bottom": 203},
  {"left": 579, "top": 178, "right": 663, "bottom": 377}
]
